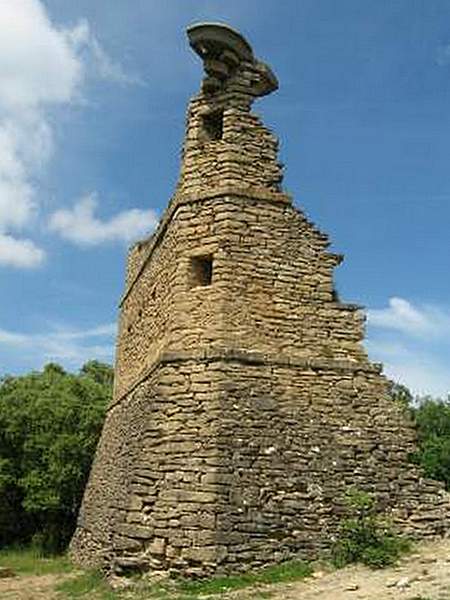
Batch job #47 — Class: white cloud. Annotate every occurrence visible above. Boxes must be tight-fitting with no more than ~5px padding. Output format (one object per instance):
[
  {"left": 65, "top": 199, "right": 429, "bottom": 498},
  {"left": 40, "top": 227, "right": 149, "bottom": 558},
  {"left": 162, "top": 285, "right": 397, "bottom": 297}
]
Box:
[
  {"left": 367, "top": 297, "right": 450, "bottom": 339},
  {"left": 0, "top": 321, "right": 116, "bottom": 370},
  {"left": 366, "top": 297, "right": 450, "bottom": 398},
  {"left": 0, "top": 234, "right": 45, "bottom": 268},
  {"left": 49, "top": 193, "right": 158, "bottom": 246},
  {"left": 0, "top": 1, "right": 83, "bottom": 113},
  {"left": 0, "top": 0, "right": 141, "bottom": 268}
]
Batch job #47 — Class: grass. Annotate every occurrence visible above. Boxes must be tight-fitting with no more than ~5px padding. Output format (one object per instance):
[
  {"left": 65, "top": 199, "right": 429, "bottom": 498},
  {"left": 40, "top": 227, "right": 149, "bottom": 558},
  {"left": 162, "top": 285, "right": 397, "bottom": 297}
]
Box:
[
  {"left": 2, "top": 543, "right": 441, "bottom": 600},
  {"left": 0, "top": 545, "right": 72, "bottom": 576},
  {"left": 55, "top": 557, "right": 312, "bottom": 599},
  {"left": 173, "top": 559, "right": 312, "bottom": 596},
  {"left": 56, "top": 570, "right": 118, "bottom": 599}
]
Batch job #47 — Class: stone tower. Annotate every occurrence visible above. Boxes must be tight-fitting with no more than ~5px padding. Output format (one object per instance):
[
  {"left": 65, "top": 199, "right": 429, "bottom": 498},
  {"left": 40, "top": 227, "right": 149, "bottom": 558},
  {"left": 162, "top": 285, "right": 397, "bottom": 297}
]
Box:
[{"left": 71, "top": 24, "right": 449, "bottom": 576}]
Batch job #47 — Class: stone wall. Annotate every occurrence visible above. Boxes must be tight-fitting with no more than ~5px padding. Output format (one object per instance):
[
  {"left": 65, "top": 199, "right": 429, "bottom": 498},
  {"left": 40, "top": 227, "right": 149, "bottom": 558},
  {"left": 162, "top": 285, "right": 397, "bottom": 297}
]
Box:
[
  {"left": 114, "top": 194, "right": 367, "bottom": 402},
  {"left": 178, "top": 101, "right": 283, "bottom": 196}
]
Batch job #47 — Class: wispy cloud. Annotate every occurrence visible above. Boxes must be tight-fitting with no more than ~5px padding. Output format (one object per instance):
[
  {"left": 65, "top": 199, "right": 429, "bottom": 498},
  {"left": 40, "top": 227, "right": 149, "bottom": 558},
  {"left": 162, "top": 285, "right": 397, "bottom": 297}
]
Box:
[
  {"left": 0, "top": 321, "right": 116, "bottom": 372},
  {"left": 436, "top": 44, "right": 450, "bottom": 66},
  {"left": 48, "top": 193, "right": 158, "bottom": 246},
  {"left": 67, "top": 19, "right": 143, "bottom": 86},
  {"left": 366, "top": 297, "right": 450, "bottom": 398},
  {"left": 366, "top": 337, "right": 449, "bottom": 399},
  {"left": 367, "top": 297, "right": 450, "bottom": 339}
]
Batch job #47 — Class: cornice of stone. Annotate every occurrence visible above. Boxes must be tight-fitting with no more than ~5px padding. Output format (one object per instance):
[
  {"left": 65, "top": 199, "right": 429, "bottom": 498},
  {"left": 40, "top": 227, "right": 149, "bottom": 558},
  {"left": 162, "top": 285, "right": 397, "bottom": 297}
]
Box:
[{"left": 110, "top": 348, "right": 383, "bottom": 412}]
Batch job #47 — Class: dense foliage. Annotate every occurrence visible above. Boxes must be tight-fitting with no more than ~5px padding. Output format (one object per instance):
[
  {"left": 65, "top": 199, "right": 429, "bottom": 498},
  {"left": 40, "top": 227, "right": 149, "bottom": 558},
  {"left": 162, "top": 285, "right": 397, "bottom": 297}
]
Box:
[{"left": 0, "top": 361, "right": 112, "bottom": 553}]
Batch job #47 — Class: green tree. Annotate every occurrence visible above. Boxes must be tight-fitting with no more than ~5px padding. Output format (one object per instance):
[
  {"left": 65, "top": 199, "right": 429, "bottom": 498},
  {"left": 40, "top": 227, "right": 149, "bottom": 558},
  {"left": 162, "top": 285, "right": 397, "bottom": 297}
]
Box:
[
  {"left": 80, "top": 360, "right": 114, "bottom": 387},
  {"left": 0, "top": 362, "right": 112, "bottom": 553},
  {"left": 389, "top": 381, "right": 413, "bottom": 412},
  {"left": 413, "top": 395, "right": 450, "bottom": 489},
  {"left": 388, "top": 381, "right": 450, "bottom": 490}
]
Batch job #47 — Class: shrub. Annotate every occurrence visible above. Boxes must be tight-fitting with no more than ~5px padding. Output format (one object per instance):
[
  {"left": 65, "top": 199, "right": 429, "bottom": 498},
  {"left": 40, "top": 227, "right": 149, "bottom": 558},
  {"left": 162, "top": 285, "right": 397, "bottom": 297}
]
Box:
[{"left": 331, "top": 489, "right": 411, "bottom": 569}]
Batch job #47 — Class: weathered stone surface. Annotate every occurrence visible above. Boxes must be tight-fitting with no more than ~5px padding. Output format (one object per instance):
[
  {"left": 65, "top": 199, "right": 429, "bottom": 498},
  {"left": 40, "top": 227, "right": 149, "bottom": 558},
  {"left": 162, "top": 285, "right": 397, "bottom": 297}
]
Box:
[{"left": 70, "top": 23, "right": 450, "bottom": 577}]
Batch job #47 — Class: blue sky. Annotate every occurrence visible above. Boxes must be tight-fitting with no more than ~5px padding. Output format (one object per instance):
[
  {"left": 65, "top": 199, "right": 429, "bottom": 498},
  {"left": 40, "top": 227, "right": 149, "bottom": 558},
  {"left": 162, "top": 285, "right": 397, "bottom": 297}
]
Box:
[{"left": 0, "top": 0, "right": 449, "bottom": 398}]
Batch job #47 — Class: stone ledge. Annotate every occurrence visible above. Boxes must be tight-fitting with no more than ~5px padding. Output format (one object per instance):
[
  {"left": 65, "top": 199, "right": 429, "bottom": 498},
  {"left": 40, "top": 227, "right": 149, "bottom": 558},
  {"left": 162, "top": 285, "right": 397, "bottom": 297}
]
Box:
[
  {"left": 110, "top": 348, "right": 383, "bottom": 411},
  {"left": 333, "top": 302, "right": 364, "bottom": 311},
  {"left": 177, "top": 186, "right": 291, "bottom": 205}
]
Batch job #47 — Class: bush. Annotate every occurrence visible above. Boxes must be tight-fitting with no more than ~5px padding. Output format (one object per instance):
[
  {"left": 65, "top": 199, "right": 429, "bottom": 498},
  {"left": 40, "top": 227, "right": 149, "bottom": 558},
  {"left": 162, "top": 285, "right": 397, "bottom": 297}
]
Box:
[
  {"left": 331, "top": 489, "right": 411, "bottom": 569},
  {"left": 0, "top": 361, "right": 112, "bottom": 553}
]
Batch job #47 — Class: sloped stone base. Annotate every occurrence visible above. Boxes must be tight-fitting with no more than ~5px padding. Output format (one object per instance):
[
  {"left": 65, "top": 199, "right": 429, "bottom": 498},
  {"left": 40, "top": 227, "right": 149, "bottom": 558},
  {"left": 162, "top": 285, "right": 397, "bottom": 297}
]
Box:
[{"left": 70, "top": 351, "right": 450, "bottom": 576}]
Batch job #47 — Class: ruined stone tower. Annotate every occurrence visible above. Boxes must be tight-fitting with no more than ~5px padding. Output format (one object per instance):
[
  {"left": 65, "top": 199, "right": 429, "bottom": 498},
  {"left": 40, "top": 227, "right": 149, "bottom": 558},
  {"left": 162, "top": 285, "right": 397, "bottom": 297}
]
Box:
[{"left": 71, "top": 24, "right": 449, "bottom": 575}]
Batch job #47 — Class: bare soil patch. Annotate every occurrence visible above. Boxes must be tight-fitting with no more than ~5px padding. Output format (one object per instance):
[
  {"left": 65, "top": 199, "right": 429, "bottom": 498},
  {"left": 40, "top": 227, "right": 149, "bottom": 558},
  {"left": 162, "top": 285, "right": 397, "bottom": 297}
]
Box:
[
  {"left": 0, "top": 572, "right": 68, "bottom": 600},
  {"left": 225, "top": 538, "right": 450, "bottom": 600},
  {"left": 1, "top": 538, "right": 450, "bottom": 599}
]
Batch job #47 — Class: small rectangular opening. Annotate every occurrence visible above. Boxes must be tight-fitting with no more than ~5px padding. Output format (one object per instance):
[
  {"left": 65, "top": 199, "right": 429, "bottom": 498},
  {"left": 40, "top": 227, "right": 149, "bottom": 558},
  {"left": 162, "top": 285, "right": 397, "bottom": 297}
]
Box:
[
  {"left": 201, "top": 110, "right": 223, "bottom": 141},
  {"left": 190, "top": 255, "right": 213, "bottom": 288}
]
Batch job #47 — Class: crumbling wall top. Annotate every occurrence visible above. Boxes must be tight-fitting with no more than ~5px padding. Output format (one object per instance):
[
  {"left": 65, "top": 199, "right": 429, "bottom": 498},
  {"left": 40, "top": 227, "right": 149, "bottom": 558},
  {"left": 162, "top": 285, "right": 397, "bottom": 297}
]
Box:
[{"left": 187, "top": 22, "right": 278, "bottom": 97}]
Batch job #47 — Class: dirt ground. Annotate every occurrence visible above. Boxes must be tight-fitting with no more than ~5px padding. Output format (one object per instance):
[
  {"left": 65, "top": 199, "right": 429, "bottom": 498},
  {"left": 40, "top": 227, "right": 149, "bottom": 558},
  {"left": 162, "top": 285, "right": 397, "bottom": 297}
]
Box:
[
  {"left": 1, "top": 538, "right": 450, "bottom": 600},
  {"left": 230, "top": 538, "right": 450, "bottom": 600},
  {"left": 0, "top": 573, "right": 65, "bottom": 600}
]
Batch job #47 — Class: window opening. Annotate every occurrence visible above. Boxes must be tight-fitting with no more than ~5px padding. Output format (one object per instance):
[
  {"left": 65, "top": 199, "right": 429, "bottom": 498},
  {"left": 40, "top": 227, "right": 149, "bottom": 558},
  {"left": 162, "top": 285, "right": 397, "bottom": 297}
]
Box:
[
  {"left": 201, "top": 110, "right": 223, "bottom": 141},
  {"left": 190, "top": 255, "right": 213, "bottom": 287}
]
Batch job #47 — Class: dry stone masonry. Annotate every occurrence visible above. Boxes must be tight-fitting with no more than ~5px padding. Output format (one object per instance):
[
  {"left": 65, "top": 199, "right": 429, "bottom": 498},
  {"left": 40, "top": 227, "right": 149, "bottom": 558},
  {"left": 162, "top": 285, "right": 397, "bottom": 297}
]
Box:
[{"left": 71, "top": 23, "right": 450, "bottom": 577}]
